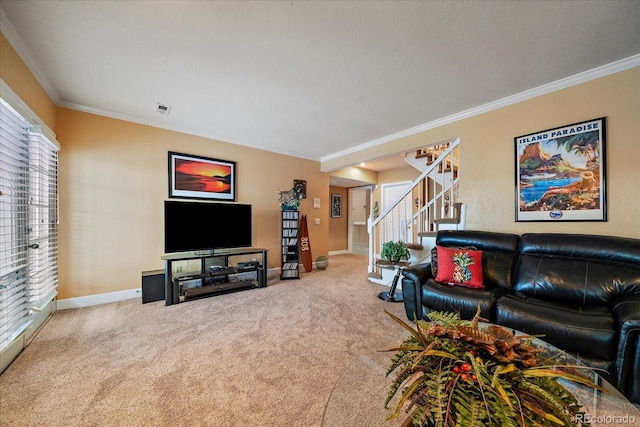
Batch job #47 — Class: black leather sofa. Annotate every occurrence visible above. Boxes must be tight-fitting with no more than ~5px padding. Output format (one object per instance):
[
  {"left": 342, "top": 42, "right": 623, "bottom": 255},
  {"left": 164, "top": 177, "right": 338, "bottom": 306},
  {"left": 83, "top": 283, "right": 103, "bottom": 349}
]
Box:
[{"left": 401, "top": 230, "right": 640, "bottom": 405}]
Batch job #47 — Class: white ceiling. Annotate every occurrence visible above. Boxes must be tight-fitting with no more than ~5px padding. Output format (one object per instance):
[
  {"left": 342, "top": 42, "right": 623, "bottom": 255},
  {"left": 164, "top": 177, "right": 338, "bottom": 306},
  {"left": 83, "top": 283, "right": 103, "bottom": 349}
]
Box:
[{"left": 1, "top": 1, "right": 639, "bottom": 170}]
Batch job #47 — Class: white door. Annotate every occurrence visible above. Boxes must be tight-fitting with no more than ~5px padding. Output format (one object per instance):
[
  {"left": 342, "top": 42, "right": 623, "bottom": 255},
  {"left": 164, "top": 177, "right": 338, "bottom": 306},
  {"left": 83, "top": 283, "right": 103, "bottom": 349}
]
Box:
[{"left": 381, "top": 181, "right": 412, "bottom": 244}]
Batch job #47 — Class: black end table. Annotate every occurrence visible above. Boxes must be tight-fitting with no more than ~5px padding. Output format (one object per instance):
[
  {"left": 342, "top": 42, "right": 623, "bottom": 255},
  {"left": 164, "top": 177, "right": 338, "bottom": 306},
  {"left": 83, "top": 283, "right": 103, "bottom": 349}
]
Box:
[{"left": 376, "top": 260, "right": 410, "bottom": 302}]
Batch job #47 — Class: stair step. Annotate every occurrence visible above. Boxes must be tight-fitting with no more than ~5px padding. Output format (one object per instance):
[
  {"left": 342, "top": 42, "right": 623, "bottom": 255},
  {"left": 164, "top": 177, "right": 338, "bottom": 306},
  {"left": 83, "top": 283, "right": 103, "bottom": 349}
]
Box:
[
  {"left": 434, "top": 217, "right": 460, "bottom": 225},
  {"left": 417, "top": 231, "right": 437, "bottom": 238},
  {"left": 406, "top": 243, "right": 424, "bottom": 250}
]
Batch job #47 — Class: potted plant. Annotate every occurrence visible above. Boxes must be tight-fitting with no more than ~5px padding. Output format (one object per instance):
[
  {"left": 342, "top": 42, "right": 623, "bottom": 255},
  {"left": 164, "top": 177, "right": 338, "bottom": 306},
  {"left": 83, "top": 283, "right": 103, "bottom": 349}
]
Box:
[
  {"left": 381, "top": 240, "right": 411, "bottom": 263},
  {"left": 384, "top": 309, "right": 605, "bottom": 427},
  {"left": 278, "top": 187, "right": 302, "bottom": 210}
]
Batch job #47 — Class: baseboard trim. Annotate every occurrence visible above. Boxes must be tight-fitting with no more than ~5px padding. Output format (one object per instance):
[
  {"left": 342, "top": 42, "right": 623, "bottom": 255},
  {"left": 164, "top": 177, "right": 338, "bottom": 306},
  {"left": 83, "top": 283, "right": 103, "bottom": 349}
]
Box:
[
  {"left": 57, "top": 288, "right": 141, "bottom": 310},
  {"left": 328, "top": 250, "right": 350, "bottom": 256},
  {"left": 57, "top": 267, "right": 284, "bottom": 310}
]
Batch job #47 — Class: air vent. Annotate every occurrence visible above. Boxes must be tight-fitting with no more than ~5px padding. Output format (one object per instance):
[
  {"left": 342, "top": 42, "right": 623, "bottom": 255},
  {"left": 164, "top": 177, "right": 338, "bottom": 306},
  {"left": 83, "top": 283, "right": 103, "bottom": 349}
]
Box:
[{"left": 156, "top": 103, "right": 171, "bottom": 115}]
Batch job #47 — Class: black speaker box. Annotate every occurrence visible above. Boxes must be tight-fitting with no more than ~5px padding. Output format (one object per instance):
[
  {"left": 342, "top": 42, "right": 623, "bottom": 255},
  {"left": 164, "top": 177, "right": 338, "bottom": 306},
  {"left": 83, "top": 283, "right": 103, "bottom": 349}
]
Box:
[{"left": 141, "top": 270, "right": 165, "bottom": 304}]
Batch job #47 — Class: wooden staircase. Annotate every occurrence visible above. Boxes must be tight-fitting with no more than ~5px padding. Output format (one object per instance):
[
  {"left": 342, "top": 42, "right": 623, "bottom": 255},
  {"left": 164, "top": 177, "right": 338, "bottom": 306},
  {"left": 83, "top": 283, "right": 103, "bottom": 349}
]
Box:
[
  {"left": 368, "top": 138, "right": 463, "bottom": 285},
  {"left": 417, "top": 202, "right": 465, "bottom": 239}
]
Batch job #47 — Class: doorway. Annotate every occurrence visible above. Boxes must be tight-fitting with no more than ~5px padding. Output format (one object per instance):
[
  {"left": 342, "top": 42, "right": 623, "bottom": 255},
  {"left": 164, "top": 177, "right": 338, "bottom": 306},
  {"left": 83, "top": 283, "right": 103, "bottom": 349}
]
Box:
[
  {"left": 380, "top": 181, "right": 412, "bottom": 243},
  {"left": 348, "top": 186, "right": 372, "bottom": 255}
]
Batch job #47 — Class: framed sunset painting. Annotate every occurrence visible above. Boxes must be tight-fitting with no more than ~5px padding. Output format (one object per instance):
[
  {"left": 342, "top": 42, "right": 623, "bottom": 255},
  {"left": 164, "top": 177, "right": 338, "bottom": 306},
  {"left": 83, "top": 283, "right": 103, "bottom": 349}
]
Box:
[{"left": 168, "top": 152, "right": 236, "bottom": 201}]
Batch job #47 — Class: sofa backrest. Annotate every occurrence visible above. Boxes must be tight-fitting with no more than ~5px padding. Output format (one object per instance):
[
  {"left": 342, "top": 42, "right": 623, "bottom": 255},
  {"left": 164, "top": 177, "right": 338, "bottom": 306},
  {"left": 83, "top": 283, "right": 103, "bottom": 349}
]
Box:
[
  {"left": 514, "top": 233, "right": 640, "bottom": 305},
  {"left": 436, "top": 230, "right": 520, "bottom": 290}
]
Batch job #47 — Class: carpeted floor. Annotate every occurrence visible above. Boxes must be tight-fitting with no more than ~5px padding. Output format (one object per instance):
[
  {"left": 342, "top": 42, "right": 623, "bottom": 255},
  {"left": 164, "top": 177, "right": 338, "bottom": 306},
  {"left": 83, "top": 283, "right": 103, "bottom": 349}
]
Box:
[{"left": 0, "top": 254, "right": 410, "bottom": 427}]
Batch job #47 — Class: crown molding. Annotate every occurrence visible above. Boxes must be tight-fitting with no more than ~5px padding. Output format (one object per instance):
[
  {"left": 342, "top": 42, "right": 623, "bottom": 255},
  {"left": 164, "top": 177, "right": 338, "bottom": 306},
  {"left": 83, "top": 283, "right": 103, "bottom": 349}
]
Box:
[
  {"left": 0, "top": 79, "right": 58, "bottom": 146},
  {"left": 2, "top": 8, "right": 637, "bottom": 164},
  {"left": 0, "top": 9, "right": 60, "bottom": 103},
  {"left": 321, "top": 54, "right": 640, "bottom": 163},
  {"left": 57, "top": 99, "right": 319, "bottom": 162}
]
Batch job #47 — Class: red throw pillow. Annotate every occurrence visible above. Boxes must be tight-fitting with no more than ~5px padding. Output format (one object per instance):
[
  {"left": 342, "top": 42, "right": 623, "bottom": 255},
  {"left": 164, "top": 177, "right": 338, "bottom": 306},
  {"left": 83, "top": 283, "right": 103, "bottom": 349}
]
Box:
[{"left": 434, "top": 245, "right": 484, "bottom": 289}]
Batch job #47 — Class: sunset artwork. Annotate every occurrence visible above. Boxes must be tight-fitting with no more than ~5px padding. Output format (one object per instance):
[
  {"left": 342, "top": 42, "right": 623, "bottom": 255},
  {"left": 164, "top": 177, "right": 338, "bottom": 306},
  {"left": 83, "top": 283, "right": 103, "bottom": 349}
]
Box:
[
  {"left": 169, "top": 152, "right": 236, "bottom": 200},
  {"left": 175, "top": 159, "right": 231, "bottom": 194}
]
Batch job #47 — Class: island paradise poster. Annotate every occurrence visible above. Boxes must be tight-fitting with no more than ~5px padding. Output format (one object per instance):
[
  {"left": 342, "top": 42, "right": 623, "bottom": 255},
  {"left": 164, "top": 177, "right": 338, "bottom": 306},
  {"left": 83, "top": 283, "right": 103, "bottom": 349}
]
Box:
[{"left": 515, "top": 117, "right": 606, "bottom": 222}]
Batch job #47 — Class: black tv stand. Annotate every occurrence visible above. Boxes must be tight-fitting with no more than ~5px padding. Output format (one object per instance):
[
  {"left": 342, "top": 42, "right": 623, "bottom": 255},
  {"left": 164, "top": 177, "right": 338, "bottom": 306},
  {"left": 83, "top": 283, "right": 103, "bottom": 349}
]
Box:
[{"left": 161, "top": 247, "right": 268, "bottom": 305}]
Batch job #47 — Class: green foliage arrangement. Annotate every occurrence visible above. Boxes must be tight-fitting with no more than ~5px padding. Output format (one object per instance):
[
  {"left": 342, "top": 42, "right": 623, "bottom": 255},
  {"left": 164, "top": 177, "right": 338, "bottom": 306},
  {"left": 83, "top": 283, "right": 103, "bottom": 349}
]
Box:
[
  {"left": 278, "top": 187, "right": 302, "bottom": 210},
  {"left": 384, "top": 309, "right": 605, "bottom": 427},
  {"left": 381, "top": 240, "right": 411, "bottom": 262}
]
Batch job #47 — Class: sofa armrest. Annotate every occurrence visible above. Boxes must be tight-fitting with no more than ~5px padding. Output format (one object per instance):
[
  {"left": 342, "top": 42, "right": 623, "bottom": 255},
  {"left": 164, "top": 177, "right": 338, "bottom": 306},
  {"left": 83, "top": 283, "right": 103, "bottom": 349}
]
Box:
[
  {"left": 613, "top": 297, "right": 640, "bottom": 404},
  {"left": 401, "top": 263, "right": 433, "bottom": 321}
]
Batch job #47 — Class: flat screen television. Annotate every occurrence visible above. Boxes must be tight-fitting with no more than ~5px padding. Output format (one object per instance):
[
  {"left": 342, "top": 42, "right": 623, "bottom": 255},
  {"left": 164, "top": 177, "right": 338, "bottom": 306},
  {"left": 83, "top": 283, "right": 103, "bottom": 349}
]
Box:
[{"left": 164, "top": 200, "right": 252, "bottom": 253}]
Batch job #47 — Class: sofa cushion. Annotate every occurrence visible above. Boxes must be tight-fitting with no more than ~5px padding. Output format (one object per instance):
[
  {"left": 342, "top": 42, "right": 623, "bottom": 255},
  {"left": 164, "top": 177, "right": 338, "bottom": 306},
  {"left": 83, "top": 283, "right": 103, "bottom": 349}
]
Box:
[
  {"left": 430, "top": 246, "right": 438, "bottom": 277},
  {"left": 435, "top": 245, "right": 484, "bottom": 288},
  {"left": 430, "top": 245, "right": 478, "bottom": 278},
  {"left": 436, "top": 230, "right": 520, "bottom": 291},
  {"left": 421, "top": 278, "right": 502, "bottom": 322},
  {"left": 514, "top": 233, "right": 640, "bottom": 305},
  {"left": 496, "top": 293, "right": 617, "bottom": 362}
]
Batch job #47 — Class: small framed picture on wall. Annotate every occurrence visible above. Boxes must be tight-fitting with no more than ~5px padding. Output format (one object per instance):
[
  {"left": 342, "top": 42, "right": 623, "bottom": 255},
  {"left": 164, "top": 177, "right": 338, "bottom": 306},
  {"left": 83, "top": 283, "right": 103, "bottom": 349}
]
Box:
[
  {"left": 331, "top": 194, "right": 342, "bottom": 218},
  {"left": 293, "top": 179, "right": 306, "bottom": 198}
]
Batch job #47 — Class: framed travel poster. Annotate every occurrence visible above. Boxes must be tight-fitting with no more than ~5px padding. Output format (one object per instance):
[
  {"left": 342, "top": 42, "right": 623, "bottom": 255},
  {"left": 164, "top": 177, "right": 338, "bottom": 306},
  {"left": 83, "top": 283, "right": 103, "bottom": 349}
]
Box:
[
  {"left": 168, "top": 151, "right": 236, "bottom": 201},
  {"left": 515, "top": 117, "right": 606, "bottom": 222}
]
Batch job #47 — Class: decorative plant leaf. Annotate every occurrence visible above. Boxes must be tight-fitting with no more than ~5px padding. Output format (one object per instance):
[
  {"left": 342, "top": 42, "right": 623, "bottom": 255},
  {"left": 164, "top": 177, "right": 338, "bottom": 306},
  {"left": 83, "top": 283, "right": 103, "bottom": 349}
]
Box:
[
  {"left": 456, "top": 325, "right": 494, "bottom": 344},
  {"left": 386, "top": 376, "right": 423, "bottom": 420},
  {"left": 385, "top": 309, "right": 601, "bottom": 427},
  {"left": 427, "top": 310, "right": 471, "bottom": 328},
  {"left": 381, "top": 240, "right": 411, "bottom": 261},
  {"left": 385, "top": 310, "right": 427, "bottom": 346},
  {"left": 522, "top": 367, "right": 609, "bottom": 393}
]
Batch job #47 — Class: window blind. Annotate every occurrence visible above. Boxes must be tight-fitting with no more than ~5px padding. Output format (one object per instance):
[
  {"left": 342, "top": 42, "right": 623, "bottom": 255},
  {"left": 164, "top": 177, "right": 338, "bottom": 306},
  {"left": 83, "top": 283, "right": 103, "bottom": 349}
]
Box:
[
  {"left": 0, "top": 94, "right": 59, "bottom": 358},
  {"left": 27, "top": 130, "right": 58, "bottom": 309},
  {"left": 0, "top": 97, "right": 31, "bottom": 352}
]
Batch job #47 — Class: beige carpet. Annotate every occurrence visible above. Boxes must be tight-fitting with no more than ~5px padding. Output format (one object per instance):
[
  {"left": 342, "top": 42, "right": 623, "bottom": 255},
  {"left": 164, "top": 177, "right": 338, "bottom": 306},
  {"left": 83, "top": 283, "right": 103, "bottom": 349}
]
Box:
[{"left": 0, "top": 254, "right": 410, "bottom": 427}]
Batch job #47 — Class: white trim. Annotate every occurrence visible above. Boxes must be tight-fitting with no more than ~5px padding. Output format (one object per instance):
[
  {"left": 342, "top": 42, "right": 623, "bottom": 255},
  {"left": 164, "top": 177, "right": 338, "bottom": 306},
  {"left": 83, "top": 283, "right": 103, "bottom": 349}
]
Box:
[
  {"left": 0, "top": 325, "right": 28, "bottom": 373},
  {"left": 3, "top": 6, "right": 638, "bottom": 165},
  {"left": 57, "top": 288, "right": 141, "bottom": 310},
  {"left": 328, "top": 250, "right": 349, "bottom": 256},
  {"left": 0, "top": 79, "right": 58, "bottom": 147},
  {"left": 321, "top": 55, "right": 640, "bottom": 163},
  {"left": 0, "top": 11, "right": 60, "bottom": 103},
  {"left": 58, "top": 266, "right": 289, "bottom": 309},
  {"left": 61, "top": 100, "right": 319, "bottom": 161}
]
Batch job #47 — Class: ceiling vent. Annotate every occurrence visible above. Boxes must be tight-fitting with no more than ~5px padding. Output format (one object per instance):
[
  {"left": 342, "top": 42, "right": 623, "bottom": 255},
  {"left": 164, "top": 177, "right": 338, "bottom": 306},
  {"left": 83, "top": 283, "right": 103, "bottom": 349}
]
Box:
[{"left": 156, "top": 103, "right": 171, "bottom": 115}]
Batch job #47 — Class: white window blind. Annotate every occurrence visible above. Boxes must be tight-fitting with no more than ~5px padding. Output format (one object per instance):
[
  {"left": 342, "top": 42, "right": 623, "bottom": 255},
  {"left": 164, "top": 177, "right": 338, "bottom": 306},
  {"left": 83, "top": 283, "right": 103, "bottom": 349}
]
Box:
[
  {"left": 27, "top": 130, "right": 58, "bottom": 309},
  {"left": 0, "top": 94, "right": 58, "bottom": 358},
  {"left": 0, "top": 98, "right": 30, "bottom": 352}
]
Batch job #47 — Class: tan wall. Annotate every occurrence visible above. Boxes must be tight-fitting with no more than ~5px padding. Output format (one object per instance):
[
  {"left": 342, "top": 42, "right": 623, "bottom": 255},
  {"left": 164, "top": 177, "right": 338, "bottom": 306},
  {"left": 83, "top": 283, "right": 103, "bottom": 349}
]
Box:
[
  {"left": 0, "top": 33, "right": 56, "bottom": 131},
  {"left": 4, "top": 28, "right": 638, "bottom": 301},
  {"left": 329, "top": 165, "right": 377, "bottom": 184},
  {"left": 328, "top": 186, "right": 349, "bottom": 251},
  {"left": 325, "top": 68, "right": 640, "bottom": 239},
  {"left": 3, "top": 31, "right": 330, "bottom": 299},
  {"left": 372, "top": 165, "right": 422, "bottom": 212},
  {"left": 54, "top": 108, "right": 329, "bottom": 298}
]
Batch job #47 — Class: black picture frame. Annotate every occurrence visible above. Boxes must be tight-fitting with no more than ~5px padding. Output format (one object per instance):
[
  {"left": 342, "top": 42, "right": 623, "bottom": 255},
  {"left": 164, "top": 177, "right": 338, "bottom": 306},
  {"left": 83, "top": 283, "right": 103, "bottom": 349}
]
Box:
[
  {"left": 331, "top": 194, "right": 342, "bottom": 218},
  {"left": 168, "top": 151, "right": 237, "bottom": 201},
  {"left": 294, "top": 179, "right": 306, "bottom": 198},
  {"left": 515, "top": 117, "right": 606, "bottom": 222}
]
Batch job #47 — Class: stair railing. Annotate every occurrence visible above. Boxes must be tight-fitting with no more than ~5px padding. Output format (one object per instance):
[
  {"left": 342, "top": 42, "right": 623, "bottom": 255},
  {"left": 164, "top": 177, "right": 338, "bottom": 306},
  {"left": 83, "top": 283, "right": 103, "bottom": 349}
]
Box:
[{"left": 368, "top": 138, "right": 460, "bottom": 273}]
